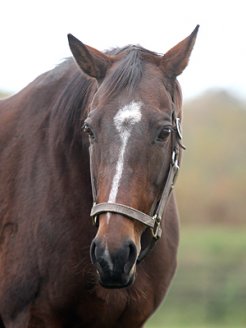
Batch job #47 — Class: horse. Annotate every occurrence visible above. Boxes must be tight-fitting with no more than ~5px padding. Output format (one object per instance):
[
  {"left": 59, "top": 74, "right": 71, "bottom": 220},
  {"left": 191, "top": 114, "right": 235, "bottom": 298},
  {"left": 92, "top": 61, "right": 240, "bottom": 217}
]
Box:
[{"left": 0, "top": 26, "right": 199, "bottom": 327}]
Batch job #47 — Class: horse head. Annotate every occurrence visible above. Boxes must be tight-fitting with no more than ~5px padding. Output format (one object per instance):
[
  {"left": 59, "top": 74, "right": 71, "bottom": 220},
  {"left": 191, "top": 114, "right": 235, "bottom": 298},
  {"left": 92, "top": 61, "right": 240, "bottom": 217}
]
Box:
[{"left": 68, "top": 26, "right": 198, "bottom": 288}]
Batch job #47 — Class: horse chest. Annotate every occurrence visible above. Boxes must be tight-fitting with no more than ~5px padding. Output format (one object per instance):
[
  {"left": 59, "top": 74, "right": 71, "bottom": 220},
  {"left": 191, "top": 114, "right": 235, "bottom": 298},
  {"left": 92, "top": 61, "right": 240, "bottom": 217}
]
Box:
[{"left": 74, "top": 285, "right": 154, "bottom": 328}]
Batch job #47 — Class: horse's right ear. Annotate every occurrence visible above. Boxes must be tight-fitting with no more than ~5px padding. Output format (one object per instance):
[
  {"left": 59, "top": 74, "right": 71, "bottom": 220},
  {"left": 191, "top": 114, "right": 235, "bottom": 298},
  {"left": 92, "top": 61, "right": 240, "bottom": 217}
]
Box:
[{"left": 67, "top": 34, "right": 112, "bottom": 79}]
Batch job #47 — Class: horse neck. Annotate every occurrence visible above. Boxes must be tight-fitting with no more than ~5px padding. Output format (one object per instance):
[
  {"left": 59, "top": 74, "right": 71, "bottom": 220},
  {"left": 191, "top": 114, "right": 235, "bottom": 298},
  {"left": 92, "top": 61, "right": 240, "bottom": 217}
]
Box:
[{"left": 0, "top": 62, "right": 94, "bottom": 216}]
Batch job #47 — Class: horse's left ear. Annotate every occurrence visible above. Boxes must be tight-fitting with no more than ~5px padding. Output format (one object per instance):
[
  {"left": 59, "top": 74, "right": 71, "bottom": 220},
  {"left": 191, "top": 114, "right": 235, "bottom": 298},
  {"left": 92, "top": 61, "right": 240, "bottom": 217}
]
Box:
[
  {"left": 68, "top": 34, "right": 112, "bottom": 79},
  {"left": 161, "top": 25, "right": 199, "bottom": 78}
]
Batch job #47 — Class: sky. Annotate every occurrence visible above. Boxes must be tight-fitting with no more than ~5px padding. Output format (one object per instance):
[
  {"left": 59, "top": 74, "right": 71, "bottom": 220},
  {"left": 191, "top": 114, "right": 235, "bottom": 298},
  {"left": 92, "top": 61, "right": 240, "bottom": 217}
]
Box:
[{"left": 0, "top": 0, "right": 245, "bottom": 100}]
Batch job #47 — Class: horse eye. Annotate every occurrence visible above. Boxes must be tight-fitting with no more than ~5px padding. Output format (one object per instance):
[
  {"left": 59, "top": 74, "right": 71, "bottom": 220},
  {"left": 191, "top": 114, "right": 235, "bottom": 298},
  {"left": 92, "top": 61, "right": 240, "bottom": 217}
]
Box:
[
  {"left": 82, "top": 123, "right": 95, "bottom": 139},
  {"left": 156, "top": 127, "right": 172, "bottom": 143}
]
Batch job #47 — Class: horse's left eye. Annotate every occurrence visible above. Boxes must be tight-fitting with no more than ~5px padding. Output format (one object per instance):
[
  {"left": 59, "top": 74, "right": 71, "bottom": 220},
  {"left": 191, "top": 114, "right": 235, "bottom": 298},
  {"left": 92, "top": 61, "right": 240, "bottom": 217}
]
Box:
[
  {"left": 155, "top": 127, "right": 172, "bottom": 143},
  {"left": 82, "top": 123, "right": 95, "bottom": 139}
]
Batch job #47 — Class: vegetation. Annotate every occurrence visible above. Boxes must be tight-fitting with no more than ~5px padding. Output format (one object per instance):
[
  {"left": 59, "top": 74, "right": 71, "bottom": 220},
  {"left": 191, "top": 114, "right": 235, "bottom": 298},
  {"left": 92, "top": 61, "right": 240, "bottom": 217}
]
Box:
[
  {"left": 147, "top": 227, "right": 246, "bottom": 328},
  {"left": 176, "top": 90, "right": 246, "bottom": 225}
]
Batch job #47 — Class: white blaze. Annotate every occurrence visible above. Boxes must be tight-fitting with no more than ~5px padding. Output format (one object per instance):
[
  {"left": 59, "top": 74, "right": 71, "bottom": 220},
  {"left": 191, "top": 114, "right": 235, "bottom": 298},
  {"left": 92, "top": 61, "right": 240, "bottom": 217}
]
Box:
[
  {"left": 104, "top": 244, "right": 114, "bottom": 271},
  {"left": 108, "top": 101, "right": 142, "bottom": 205}
]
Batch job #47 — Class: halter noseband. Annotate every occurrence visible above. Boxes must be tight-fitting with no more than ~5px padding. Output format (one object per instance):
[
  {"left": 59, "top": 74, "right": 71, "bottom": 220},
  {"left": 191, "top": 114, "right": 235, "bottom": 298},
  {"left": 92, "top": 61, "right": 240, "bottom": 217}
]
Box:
[{"left": 88, "top": 110, "right": 184, "bottom": 262}]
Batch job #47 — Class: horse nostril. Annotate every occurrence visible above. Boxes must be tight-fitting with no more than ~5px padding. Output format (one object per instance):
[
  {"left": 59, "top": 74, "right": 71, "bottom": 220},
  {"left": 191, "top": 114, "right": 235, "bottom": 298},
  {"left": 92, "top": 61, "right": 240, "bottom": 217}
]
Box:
[
  {"left": 90, "top": 239, "right": 97, "bottom": 265},
  {"left": 124, "top": 240, "right": 137, "bottom": 274}
]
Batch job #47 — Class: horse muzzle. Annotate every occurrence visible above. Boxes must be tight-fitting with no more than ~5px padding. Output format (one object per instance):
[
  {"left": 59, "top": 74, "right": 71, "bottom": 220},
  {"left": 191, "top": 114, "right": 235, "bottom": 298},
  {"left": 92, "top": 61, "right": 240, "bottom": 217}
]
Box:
[{"left": 90, "top": 238, "right": 137, "bottom": 288}]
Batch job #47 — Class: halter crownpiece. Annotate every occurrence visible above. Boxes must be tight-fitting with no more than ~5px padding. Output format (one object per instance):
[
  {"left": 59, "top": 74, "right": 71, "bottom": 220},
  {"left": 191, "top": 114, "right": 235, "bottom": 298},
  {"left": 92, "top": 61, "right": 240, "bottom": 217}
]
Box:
[{"left": 88, "top": 110, "right": 184, "bottom": 261}]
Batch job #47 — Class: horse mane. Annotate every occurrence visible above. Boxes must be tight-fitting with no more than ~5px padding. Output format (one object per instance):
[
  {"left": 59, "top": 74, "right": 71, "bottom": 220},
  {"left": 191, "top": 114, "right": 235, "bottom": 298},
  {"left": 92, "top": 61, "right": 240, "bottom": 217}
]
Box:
[
  {"left": 101, "top": 45, "right": 160, "bottom": 98},
  {"left": 46, "top": 60, "right": 96, "bottom": 150}
]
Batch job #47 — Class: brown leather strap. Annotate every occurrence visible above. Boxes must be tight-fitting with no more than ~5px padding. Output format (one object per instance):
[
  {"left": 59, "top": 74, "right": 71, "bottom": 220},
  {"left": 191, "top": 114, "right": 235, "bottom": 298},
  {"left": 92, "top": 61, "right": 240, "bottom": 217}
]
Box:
[
  {"left": 154, "top": 152, "right": 180, "bottom": 223},
  {"left": 90, "top": 154, "right": 178, "bottom": 242}
]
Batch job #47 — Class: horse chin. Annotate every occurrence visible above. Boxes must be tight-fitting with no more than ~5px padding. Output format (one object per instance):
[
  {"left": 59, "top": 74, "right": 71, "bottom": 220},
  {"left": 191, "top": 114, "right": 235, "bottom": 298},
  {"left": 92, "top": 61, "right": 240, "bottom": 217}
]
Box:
[{"left": 98, "top": 272, "right": 135, "bottom": 289}]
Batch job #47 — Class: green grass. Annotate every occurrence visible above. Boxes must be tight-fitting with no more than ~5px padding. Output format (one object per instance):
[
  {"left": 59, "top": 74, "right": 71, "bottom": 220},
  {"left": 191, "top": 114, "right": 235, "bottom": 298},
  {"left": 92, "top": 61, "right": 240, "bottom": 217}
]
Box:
[{"left": 146, "top": 226, "right": 246, "bottom": 328}]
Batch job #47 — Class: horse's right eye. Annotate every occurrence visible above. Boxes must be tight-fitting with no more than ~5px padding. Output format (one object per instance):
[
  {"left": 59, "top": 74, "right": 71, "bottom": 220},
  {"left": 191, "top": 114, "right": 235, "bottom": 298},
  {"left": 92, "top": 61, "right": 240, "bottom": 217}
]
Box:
[{"left": 82, "top": 123, "right": 95, "bottom": 140}]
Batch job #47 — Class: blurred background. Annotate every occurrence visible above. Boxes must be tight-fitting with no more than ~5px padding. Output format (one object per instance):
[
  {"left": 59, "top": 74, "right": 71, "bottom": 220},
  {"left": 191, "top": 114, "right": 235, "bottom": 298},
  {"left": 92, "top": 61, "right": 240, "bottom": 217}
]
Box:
[
  {"left": 1, "top": 0, "right": 245, "bottom": 327},
  {"left": 147, "top": 90, "right": 246, "bottom": 328}
]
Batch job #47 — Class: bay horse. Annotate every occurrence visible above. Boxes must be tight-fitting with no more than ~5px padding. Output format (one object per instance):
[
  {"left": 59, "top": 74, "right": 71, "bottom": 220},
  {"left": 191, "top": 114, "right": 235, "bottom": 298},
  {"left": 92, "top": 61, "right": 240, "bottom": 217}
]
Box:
[{"left": 0, "top": 26, "right": 199, "bottom": 327}]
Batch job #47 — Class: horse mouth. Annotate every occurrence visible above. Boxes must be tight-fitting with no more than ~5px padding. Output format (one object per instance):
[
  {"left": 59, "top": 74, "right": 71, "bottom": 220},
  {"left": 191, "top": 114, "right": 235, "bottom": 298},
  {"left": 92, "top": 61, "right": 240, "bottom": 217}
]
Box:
[
  {"left": 96, "top": 268, "right": 135, "bottom": 289},
  {"left": 90, "top": 237, "right": 138, "bottom": 289}
]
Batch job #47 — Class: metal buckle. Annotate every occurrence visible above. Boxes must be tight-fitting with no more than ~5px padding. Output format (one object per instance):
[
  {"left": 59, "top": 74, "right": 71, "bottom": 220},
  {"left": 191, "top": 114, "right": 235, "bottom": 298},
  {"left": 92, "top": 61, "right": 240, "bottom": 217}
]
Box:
[
  {"left": 152, "top": 214, "right": 161, "bottom": 240},
  {"left": 91, "top": 203, "right": 99, "bottom": 227},
  {"left": 176, "top": 117, "right": 183, "bottom": 140},
  {"left": 172, "top": 149, "right": 180, "bottom": 169},
  {"left": 92, "top": 215, "right": 98, "bottom": 226}
]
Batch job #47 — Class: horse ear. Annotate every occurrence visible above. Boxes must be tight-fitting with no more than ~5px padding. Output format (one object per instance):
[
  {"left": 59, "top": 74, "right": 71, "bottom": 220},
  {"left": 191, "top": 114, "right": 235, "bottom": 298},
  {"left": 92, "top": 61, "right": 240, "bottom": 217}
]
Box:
[
  {"left": 67, "top": 34, "right": 112, "bottom": 79},
  {"left": 161, "top": 25, "right": 199, "bottom": 78}
]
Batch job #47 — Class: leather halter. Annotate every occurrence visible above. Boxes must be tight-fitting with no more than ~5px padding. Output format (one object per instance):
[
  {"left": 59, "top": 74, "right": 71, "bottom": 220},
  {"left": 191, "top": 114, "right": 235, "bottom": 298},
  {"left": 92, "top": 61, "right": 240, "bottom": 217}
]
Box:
[{"left": 88, "top": 110, "right": 184, "bottom": 262}]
